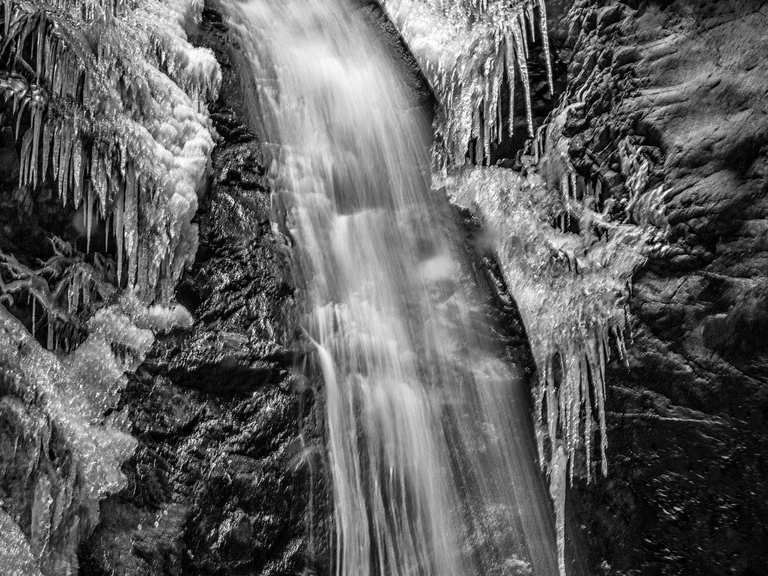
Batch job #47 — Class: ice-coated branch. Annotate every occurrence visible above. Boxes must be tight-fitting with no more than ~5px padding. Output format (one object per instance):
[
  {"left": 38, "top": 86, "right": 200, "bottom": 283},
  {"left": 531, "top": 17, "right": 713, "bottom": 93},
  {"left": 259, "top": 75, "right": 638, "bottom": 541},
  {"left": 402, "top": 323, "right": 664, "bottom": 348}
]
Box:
[{"left": 0, "top": 237, "right": 120, "bottom": 349}]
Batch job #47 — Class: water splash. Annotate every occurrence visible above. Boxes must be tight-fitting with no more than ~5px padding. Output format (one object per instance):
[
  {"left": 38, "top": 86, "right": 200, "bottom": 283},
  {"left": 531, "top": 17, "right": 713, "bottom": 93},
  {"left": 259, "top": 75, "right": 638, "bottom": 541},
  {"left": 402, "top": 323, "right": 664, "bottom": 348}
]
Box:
[{"left": 225, "top": 0, "right": 561, "bottom": 574}]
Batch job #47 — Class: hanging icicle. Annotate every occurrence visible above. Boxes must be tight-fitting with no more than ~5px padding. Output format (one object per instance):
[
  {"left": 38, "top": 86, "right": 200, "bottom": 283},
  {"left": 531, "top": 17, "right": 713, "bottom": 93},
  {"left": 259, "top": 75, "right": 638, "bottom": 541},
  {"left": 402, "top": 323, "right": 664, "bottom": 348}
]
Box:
[
  {"left": 0, "top": 0, "right": 220, "bottom": 306},
  {"left": 381, "top": 0, "right": 552, "bottom": 167}
]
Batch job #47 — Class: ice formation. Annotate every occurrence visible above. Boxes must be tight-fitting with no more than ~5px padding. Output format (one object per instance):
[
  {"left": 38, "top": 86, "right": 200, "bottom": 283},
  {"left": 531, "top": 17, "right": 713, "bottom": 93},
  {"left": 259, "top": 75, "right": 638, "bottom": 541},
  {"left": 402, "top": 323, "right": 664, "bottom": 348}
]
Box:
[
  {"left": 0, "top": 0, "right": 220, "bottom": 303},
  {"left": 380, "top": 2, "right": 672, "bottom": 573},
  {"left": 447, "top": 156, "right": 646, "bottom": 480},
  {"left": 0, "top": 294, "right": 194, "bottom": 573},
  {"left": 0, "top": 1, "right": 217, "bottom": 572},
  {"left": 443, "top": 104, "right": 666, "bottom": 575},
  {"left": 380, "top": 0, "right": 552, "bottom": 167}
]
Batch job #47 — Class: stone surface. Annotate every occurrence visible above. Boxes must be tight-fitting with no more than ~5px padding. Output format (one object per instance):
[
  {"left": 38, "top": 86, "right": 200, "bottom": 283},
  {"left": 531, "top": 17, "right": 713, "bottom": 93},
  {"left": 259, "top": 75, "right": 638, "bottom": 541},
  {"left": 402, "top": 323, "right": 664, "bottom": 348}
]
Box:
[{"left": 545, "top": 1, "right": 768, "bottom": 574}]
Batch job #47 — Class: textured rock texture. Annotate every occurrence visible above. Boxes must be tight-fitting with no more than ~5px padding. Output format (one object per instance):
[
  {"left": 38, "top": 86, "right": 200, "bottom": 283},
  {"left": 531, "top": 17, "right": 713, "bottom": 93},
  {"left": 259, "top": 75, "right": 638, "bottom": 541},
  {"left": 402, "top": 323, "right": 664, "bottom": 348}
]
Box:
[
  {"left": 547, "top": 1, "right": 768, "bottom": 574},
  {"left": 77, "top": 6, "right": 328, "bottom": 575},
  {"left": 2, "top": 1, "right": 766, "bottom": 575}
]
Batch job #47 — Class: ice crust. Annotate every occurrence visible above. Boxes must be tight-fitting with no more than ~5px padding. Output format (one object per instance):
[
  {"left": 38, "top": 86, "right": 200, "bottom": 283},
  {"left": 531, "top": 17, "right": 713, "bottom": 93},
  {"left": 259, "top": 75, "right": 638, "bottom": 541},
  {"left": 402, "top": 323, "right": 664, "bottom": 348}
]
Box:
[{"left": 0, "top": 1, "right": 217, "bottom": 572}]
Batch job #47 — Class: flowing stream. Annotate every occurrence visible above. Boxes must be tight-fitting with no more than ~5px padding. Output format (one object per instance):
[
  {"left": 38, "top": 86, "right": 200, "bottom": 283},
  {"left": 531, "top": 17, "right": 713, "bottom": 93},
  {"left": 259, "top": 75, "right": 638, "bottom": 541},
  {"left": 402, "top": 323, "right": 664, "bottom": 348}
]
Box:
[{"left": 226, "top": 1, "right": 560, "bottom": 574}]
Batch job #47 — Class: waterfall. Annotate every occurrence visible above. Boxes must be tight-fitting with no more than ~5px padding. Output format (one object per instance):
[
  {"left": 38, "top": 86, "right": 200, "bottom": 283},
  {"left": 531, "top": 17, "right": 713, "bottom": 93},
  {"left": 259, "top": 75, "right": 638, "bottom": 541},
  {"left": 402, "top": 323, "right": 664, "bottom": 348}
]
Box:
[{"left": 225, "top": 0, "right": 560, "bottom": 574}]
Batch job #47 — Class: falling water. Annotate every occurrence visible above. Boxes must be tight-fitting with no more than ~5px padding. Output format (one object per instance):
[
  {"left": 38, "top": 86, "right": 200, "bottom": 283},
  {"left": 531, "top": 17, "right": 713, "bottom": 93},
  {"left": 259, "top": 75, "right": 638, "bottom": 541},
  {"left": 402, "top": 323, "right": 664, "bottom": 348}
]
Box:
[{"left": 225, "top": 0, "right": 560, "bottom": 574}]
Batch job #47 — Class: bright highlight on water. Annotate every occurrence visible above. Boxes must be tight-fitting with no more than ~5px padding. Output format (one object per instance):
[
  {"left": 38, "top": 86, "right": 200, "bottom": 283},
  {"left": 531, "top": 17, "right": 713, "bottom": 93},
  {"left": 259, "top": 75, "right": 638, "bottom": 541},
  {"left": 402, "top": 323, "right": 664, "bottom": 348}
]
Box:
[{"left": 226, "top": 0, "right": 561, "bottom": 574}]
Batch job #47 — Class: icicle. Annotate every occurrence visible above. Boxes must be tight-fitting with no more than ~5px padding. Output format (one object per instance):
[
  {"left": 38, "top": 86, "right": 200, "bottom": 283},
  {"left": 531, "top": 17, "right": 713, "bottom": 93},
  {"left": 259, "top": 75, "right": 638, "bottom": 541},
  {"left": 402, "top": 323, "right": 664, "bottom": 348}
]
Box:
[
  {"left": 52, "top": 122, "right": 61, "bottom": 182},
  {"left": 518, "top": 13, "right": 529, "bottom": 59},
  {"left": 31, "top": 108, "right": 41, "bottom": 188},
  {"left": 496, "top": 92, "right": 502, "bottom": 144},
  {"left": 596, "top": 328, "right": 609, "bottom": 476},
  {"left": 482, "top": 57, "right": 492, "bottom": 163},
  {"left": 86, "top": 185, "right": 94, "bottom": 253},
  {"left": 35, "top": 17, "right": 45, "bottom": 80},
  {"left": 96, "top": 156, "right": 108, "bottom": 217},
  {"left": 549, "top": 444, "right": 568, "bottom": 576},
  {"left": 526, "top": 3, "right": 536, "bottom": 43},
  {"left": 115, "top": 187, "right": 124, "bottom": 286},
  {"left": 19, "top": 131, "right": 31, "bottom": 188},
  {"left": 46, "top": 316, "right": 54, "bottom": 350},
  {"left": 42, "top": 120, "right": 52, "bottom": 180},
  {"left": 59, "top": 126, "right": 73, "bottom": 205},
  {"left": 73, "top": 137, "right": 83, "bottom": 208},
  {"left": 510, "top": 20, "right": 533, "bottom": 137},
  {"left": 489, "top": 51, "right": 504, "bottom": 147},
  {"left": 582, "top": 348, "right": 594, "bottom": 483},
  {"left": 537, "top": 0, "right": 554, "bottom": 95},
  {"left": 124, "top": 165, "right": 138, "bottom": 287},
  {"left": 505, "top": 38, "right": 516, "bottom": 138}
]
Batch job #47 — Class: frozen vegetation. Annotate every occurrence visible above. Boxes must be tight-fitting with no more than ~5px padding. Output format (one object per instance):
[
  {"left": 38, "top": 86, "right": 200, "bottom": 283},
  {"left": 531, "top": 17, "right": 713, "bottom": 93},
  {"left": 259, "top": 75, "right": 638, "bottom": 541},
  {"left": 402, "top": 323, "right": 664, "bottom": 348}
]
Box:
[
  {"left": 0, "top": 0, "right": 219, "bottom": 572},
  {"left": 1, "top": 0, "right": 219, "bottom": 304}
]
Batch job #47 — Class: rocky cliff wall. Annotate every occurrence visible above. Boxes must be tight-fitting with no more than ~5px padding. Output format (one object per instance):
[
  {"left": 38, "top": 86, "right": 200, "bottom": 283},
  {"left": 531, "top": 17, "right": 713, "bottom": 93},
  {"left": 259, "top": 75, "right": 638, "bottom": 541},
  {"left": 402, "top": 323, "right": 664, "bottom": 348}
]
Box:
[{"left": 548, "top": 1, "right": 768, "bottom": 573}]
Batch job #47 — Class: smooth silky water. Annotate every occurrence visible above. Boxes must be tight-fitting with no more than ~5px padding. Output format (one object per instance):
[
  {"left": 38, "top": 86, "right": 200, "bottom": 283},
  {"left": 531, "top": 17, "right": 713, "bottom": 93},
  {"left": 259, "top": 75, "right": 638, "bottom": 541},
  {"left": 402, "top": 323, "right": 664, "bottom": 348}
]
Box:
[{"left": 225, "top": 1, "right": 560, "bottom": 574}]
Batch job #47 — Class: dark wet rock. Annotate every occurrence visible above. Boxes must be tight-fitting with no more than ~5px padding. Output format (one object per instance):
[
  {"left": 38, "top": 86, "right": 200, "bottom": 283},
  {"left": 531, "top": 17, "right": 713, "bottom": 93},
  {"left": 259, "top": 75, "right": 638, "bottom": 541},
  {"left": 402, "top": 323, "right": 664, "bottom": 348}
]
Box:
[
  {"left": 78, "top": 4, "right": 328, "bottom": 575},
  {"left": 546, "top": 0, "right": 768, "bottom": 573}
]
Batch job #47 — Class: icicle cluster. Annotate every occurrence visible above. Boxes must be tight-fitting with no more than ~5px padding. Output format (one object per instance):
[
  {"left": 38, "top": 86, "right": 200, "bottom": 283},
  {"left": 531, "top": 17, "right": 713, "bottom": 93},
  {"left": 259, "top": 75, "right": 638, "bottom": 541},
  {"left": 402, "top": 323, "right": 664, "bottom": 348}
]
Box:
[
  {"left": 446, "top": 160, "right": 649, "bottom": 576},
  {"left": 381, "top": 0, "right": 552, "bottom": 167},
  {"left": 1, "top": 5, "right": 217, "bottom": 569},
  {"left": 449, "top": 101, "right": 668, "bottom": 574},
  {"left": 0, "top": 0, "right": 220, "bottom": 304},
  {"left": 448, "top": 160, "right": 648, "bottom": 478}
]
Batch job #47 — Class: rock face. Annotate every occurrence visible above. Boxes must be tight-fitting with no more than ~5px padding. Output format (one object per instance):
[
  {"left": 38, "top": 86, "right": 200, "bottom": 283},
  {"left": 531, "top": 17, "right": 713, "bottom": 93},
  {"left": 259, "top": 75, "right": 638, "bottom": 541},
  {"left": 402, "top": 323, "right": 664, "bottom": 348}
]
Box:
[
  {"left": 547, "top": 1, "right": 768, "bottom": 574},
  {"left": 78, "top": 7, "right": 328, "bottom": 575},
  {"left": 2, "top": 0, "right": 766, "bottom": 575}
]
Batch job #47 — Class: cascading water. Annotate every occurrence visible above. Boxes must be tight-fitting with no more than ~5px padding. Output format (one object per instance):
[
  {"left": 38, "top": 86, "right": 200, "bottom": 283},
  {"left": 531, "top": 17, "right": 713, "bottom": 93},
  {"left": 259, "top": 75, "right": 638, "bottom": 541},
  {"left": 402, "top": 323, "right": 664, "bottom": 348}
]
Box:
[{"left": 226, "top": 0, "right": 561, "bottom": 574}]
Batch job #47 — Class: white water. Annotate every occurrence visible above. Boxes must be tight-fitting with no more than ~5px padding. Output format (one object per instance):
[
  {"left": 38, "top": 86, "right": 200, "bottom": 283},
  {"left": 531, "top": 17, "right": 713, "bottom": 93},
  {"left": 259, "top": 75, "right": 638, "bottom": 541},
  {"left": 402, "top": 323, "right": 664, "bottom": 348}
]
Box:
[{"left": 226, "top": 1, "right": 560, "bottom": 574}]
